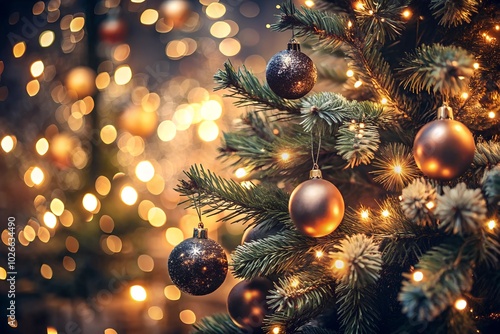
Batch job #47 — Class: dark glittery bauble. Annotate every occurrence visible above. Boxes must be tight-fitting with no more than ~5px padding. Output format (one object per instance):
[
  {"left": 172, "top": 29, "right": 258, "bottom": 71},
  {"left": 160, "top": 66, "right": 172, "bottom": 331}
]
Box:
[
  {"left": 266, "top": 49, "right": 317, "bottom": 99},
  {"left": 227, "top": 278, "right": 273, "bottom": 331},
  {"left": 168, "top": 237, "right": 228, "bottom": 296},
  {"left": 413, "top": 119, "right": 475, "bottom": 180},
  {"left": 241, "top": 221, "right": 282, "bottom": 245},
  {"left": 289, "top": 178, "right": 345, "bottom": 237}
]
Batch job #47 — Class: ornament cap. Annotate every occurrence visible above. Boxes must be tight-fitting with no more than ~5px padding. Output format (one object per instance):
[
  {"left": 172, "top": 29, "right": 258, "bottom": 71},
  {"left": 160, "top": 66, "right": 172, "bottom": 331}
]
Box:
[
  {"left": 287, "top": 38, "right": 301, "bottom": 51},
  {"left": 309, "top": 168, "right": 322, "bottom": 179},
  {"left": 193, "top": 223, "right": 208, "bottom": 239},
  {"left": 437, "top": 105, "right": 454, "bottom": 120}
]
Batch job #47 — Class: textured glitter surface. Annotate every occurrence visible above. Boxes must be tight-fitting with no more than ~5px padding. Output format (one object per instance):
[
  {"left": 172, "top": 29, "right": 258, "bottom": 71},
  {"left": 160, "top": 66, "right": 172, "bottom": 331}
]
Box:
[
  {"left": 168, "top": 237, "right": 228, "bottom": 296},
  {"left": 266, "top": 49, "right": 317, "bottom": 99}
]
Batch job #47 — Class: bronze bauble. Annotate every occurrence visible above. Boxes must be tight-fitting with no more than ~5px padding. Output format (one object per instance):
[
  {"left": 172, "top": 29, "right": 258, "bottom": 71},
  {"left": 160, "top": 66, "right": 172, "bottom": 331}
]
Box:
[
  {"left": 227, "top": 278, "right": 272, "bottom": 331},
  {"left": 289, "top": 178, "right": 344, "bottom": 237},
  {"left": 413, "top": 119, "right": 475, "bottom": 180}
]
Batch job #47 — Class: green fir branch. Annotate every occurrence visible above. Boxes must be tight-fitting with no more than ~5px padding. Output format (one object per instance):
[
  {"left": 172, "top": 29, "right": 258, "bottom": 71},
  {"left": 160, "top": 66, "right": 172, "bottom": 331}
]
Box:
[
  {"left": 231, "top": 230, "right": 320, "bottom": 279},
  {"left": 474, "top": 141, "right": 500, "bottom": 167},
  {"left": 300, "top": 92, "right": 353, "bottom": 134},
  {"left": 429, "top": 0, "right": 479, "bottom": 27},
  {"left": 192, "top": 314, "right": 246, "bottom": 334},
  {"left": 336, "top": 282, "right": 380, "bottom": 334},
  {"left": 335, "top": 121, "right": 380, "bottom": 168},
  {"left": 354, "top": 0, "right": 408, "bottom": 46},
  {"left": 399, "top": 44, "right": 475, "bottom": 96},
  {"left": 176, "top": 165, "right": 290, "bottom": 226},
  {"left": 268, "top": 271, "right": 336, "bottom": 316},
  {"left": 297, "top": 327, "right": 338, "bottom": 334},
  {"left": 214, "top": 61, "right": 301, "bottom": 114}
]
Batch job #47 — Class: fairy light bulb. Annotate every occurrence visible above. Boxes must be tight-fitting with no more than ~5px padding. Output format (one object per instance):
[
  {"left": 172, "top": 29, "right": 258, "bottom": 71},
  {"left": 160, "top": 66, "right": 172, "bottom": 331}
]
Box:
[
  {"left": 272, "top": 327, "right": 281, "bottom": 334},
  {"left": 354, "top": 80, "right": 362, "bottom": 88},
  {"left": 346, "top": 69, "right": 354, "bottom": 77},
  {"left": 402, "top": 9, "right": 412, "bottom": 19},
  {"left": 334, "top": 259, "right": 345, "bottom": 269},
  {"left": 281, "top": 152, "right": 290, "bottom": 161},
  {"left": 393, "top": 164, "right": 403, "bottom": 174},
  {"left": 487, "top": 219, "right": 496, "bottom": 230},
  {"left": 425, "top": 201, "right": 435, "bottom": 210},
  {"left": 235, "top": 168, "right": 247, "bottom": 179},
  {"left": 315, "top": 250, "right": 324, "bottom": 258},
  {"left": 412, "top": 271, "right": 424, "bottom": 282},
  {"left": 454, "top": 298, "right": 467, "bottom": 310},
  {"left": 360, "top": 210, "right": 369, "bottom": 219},
  {"left": 381, "top": 209, "right": 390, "bottom": 217},
  {"left": 488, "top": 111, "right": 496, "bottom": 119},
  {"left": 291, "top": 279, "right": 299, "bottom": 288}
]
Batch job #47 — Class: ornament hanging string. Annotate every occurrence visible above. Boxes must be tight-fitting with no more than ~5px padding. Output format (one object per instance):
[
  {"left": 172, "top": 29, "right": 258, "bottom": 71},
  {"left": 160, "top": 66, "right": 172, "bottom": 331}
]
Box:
[
  {"left": 190, "top": 192, "right": 204, "bottom": 229},
  {"left": 311, "top": 129, "right": 322, "bottom": 170}
]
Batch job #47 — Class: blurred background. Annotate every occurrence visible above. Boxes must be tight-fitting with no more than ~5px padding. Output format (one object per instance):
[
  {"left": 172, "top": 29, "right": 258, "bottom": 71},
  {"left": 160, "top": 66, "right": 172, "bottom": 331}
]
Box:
[{"left": 0, "top": 0, "right": 307, "bottom": 333}]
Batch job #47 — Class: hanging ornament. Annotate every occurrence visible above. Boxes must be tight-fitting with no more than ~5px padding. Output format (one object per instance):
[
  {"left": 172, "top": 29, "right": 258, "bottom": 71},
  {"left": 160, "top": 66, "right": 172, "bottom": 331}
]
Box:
[
  {"left": 65, "top": 66, "right": 96, "bottom": 98},
  {"left": 289, "top": 168, "right": 345, "bottom": 237},
  {"left": 266, "top": 38, "right": 317, "bottom": 99},
  {"left": 168, "top": 222, "right": 228, "bottom": 296},
  {"left": 119, "top": 105, "right": 158, "bottom": 137},
  {"left": 227, "top": 277, "right": 273, "bottom": 331},
  {"left": 161, "top": 0, "right": 191, "bottom": 27},
  {"left": 413, "top": 104, "right": 475, "bottom": 180},
  {"left": 99, "top": 9, "right": 127, "bottom": 44},
  {"left": 241, "top": 220, "right": 282, "bottom": 244}
]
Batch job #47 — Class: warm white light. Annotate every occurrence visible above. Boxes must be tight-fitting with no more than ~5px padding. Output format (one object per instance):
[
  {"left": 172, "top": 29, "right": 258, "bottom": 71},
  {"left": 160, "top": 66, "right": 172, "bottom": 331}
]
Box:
[
  {"left": 360, "top": 210, "right": 369, "bottom": 219},
  {"left": 488, "top": 111, "right": 496, "bottom": 119},
  {"left": 393, "top": 165, "right": 402, "bottom": 174},
  {"left": 487, "top": 219, "right": 496, "bottom": 230},
  {"left": 272, "top": 327, "right": 281, "bottom": 334},
  {"left": 114, "top": 65, "right": 132, "bottom": 85},
  {"left": 135, "top": 160, "right": 155, "bottom": 182},
  {"left": 235, "top": 168, "right": 247, "bottom": 179},
  {"left": 334, "top": 259, "right": 345, "bottom": 269},
  {"left": 305, "top": 0, "right": 315, "bottom": 7},
  {"left": 346, "top": 69, "right": 354, "bottom": 77},
  {"left": 82, "top": 193, "right": 98, "bottom": 212},
  {"left": 381, "top": 209, "right": 390, "bottom": 217},
  {"left": 461, "top": 92, "right": 469, "bottom": 99},
  {"left": 290, "top": 279, "right": 299, "bottom": 288},
  {"left": 473, "top": 63, "right": 480, "bottom": 69},
  {"left": 402, "top": 9, "right": 412, "bottom": 19},
  {"left": 31, "top": 167, "right": 45, "bottom": 185},
  {"left": 43, "top": 212, "right": 57, "bottom": 229},
  {"left": 36, "top": 138, "right": 49, "bottom": 155},
  {"left": 315, "top": 250, "right": 324, "bottom": 258},
  {"left": 1, "top": 136, "right": 15, "bottom": 153},
  {"left": 130, "top": 285, "right": 147, "bottom": 301},
  {"left": 425, "top": 201, "right": 435, "bottom": 210},
  {"left": 281, "top": 152, "right": 290, "bottom": 161},
  {"left": 354, "top": 80, "right": 362, "bottom": 88},
  {"left": 412, "top": 271, "right": 424, "bottom": 282},
  {"left": 454, "top": 298, "right": 467, "bottom": 310},
  {"left": 121, "top": 186, "right": 138, "bottom": 205},
  {"left": 380, "top": 97, "right": 388, "bottom": 104},
  {"left": 30, "top": 60, "right": 44, "bottom": 77}
]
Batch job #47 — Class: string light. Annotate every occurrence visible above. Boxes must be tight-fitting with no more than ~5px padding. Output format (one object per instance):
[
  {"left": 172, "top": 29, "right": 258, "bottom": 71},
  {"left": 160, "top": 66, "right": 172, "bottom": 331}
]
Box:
[
  {"left": 487, "top": 219, "right": 496, "bottom": 230},
  {"left": 402, "top": 9, "right": 412, "bottom": 19},
  {"left": 280, "top": 152, "right": 290, "bottom": 161},
  {"left": 235, "top": 167, "right": 247, "bottom": 178},
  {"left": 354, "top": 80, "right": 363, "bottom": 88},
  {"left": 473, "top": 62, "right": 480, "bottom": 69},
  {"left": 380, "top": 97, "right": 388, "bottom": 104},
  {"left": 291, "top": 279, "right": 299, "bottom": 288},
  {"left": 305, "top": 0, "right": 315, "bottom": 7},
  {"left": 488, "top": 111, "right": 496, "bottom": 119},
  {"left": 381, "top": 209, "right": 390, "bottom": 217},
  {"left": 425, "top": 201, "right": 435, "bottom": 210},
  {"left": 346, "top": 69, "right": 354, "bottom": 77},
  {"left": 334, "top": 259, "right": 345, "bottom": 269},
  {"left": 461, "top": 92, "right": 469, "bottom": 99},
  {"left": 315, "top": 250, "right": 324, "bottom": 258},
  {"left": 393, "top": 164, "right": 403, "bottom": 174},
  {"left": 82, "top": 193, "right": 99, "bottom": 212},
  {"left": 272, "top": 326, "right": 281, "bottom": 334},
  {"left": 121, "top": 186, "right": 138, "bottom": 205},
  {"left": 360, "top": 209, "right": 369, "bottom": 219},
  {"left": 412, "top": 271, "right": 424, "bottom": 282},
  {"left": 454, "top": 298, "right": 467, "bottom": 311}
]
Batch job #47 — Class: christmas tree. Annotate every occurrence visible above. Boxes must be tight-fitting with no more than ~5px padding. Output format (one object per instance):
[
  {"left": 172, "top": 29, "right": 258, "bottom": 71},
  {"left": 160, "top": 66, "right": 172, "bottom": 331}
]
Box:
[{"left": 173, "top": 1, "right": 500, "bottom": 333}]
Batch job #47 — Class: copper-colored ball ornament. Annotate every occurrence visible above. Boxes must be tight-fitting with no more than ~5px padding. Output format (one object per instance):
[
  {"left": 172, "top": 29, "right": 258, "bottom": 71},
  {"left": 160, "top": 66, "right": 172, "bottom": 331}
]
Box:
[
  {"left": 168, "top": 225, "right": 228, "bottom": 296},
  {"left": 65, "top": 66, "right": 96, "bottom": 98},
  {"left": 266, "top": 40, "right": 317, "bottom": 99},
  {"left": 289, "top": 169, "right": 345, "bottom": 237},
  {"left": 119, "top": 106, "right": 158, "bottom": 137},
  {"left": 413, "top": 105, "right": 475, "bottom": 180},
  {"left": 99, "top": 17, "right": 127, "bottom": 44},
  {"left": 227, "top": 278, "right": 273, "bottom": 331}
]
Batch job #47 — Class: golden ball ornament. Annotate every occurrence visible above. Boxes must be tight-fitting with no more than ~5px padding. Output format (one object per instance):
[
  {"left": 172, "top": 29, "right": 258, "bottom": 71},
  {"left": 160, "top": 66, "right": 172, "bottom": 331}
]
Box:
[
  {"left": 289, "top": 177, "right": 345, "bottom": 237},
  {"left": 119, "top": 106, "right": 158, "bottom": 137},
  {"left": 413, "top": 118, "right": 475, "bottom": 181},
  {"left": 65, "top": 66, "right": 96, "bottom": 98}
]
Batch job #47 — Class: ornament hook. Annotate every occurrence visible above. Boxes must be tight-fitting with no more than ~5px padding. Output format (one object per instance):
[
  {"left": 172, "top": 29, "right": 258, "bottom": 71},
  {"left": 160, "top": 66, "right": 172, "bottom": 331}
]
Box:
[{"left": 310, "top": 130, "right": 322, "bottom": 179}]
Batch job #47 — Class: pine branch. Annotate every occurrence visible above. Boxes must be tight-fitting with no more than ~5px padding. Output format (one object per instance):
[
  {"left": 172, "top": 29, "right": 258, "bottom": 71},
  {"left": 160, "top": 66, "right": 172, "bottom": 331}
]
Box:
[
  {"left": 399, "top": 44, "right": 475, "bottom": 96},
  {"left": 273, "top": 2, "right": 407, "bottom": 116},
  {"left": 354, "top": 0, "right": 408, "bottom": 47},
  {"left": 175, "top": 165, "right": 290, "bottom": 226},
  {"left": 336, "top": 282, "right": 380, "bottom": 334},
  {"left": 297, "top": 327, "right": 338, "bottom": 334},
  {"left": 335, "top": 120, "right": 380, "bottom": 168},
  {"left": 474, "top": 141, "right": 500, "bottom": 167},
  {"left": 429, "top": 0, "right": 480, "bottom": 27},
  {"left": 267, "top": 271, "right": 336, "bottom": 316},
  {"left": 299, "top": 92, "right": 353, "bottom": 134},
  {"left": 192, "top": 314, "right": 246, "bottom": 334},
  {"left": 214, "top": 61, "right": 301, "bottom": 114},
  {"left": 231, "top": 230, "right": 325, "bottom": 279}
]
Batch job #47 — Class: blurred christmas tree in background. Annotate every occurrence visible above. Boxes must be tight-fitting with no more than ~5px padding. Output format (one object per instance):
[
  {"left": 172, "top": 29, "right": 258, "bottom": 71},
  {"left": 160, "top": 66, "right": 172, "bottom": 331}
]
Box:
[{"left": 0, "top": 0, "right": 289, "bottom": 333}]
